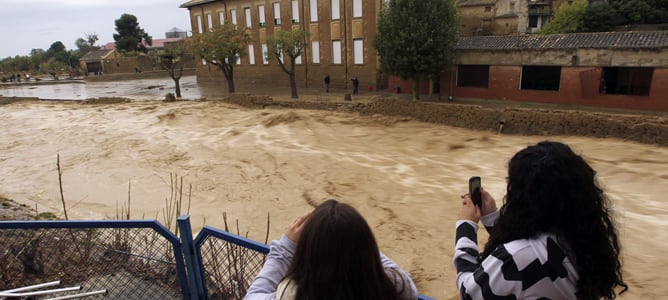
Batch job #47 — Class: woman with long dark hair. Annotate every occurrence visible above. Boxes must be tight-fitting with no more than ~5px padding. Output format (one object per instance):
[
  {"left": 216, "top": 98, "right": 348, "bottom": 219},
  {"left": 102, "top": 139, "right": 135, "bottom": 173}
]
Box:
[
  {"left": 454, "top": 141, "right": 627, "bottom": 299},
  {"left": 246, "top": 199, "right": 418, "bottom": 300}
]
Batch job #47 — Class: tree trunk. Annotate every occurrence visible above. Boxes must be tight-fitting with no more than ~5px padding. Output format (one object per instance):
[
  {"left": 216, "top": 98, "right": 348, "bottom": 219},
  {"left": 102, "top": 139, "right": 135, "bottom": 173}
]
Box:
[
  {"left": 173, "top": 78, "right": 181, "bottom": 98},
  {"left": 289, "top": 72, "right": 298, "bottom": 98},
  {"left": 227, "top": 77, "right": 235, "bottom": 93},
  {"left": 412, "top": 79, "right": 420, "bottom": 100}
]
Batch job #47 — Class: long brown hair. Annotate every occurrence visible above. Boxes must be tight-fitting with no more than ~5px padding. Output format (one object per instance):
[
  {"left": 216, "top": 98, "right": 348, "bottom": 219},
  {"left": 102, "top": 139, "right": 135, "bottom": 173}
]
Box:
[{"left": 284, "top": 199, "right": 401, "bottom": 300}]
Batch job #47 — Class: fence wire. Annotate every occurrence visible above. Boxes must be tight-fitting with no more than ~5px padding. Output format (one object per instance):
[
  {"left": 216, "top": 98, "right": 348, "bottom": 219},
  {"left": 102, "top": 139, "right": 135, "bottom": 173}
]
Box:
[
  {"left": 197, "top": 234, "right": 267, "bottom": 300},
  {"left": 0, "top": 227, "right": 182, "bottom": 299}
]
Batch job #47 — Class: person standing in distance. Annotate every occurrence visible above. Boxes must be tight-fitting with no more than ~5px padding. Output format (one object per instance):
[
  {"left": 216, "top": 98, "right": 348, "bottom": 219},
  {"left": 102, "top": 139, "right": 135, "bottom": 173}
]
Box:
[{"left": 324, "top": 74, "right": 330, "bottom": 93}]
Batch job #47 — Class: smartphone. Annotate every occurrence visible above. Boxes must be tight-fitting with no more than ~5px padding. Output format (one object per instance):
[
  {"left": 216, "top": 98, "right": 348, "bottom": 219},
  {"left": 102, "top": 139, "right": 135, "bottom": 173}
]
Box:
[{"left": 469, "top": 176, "right": 482, "bottom": 207}]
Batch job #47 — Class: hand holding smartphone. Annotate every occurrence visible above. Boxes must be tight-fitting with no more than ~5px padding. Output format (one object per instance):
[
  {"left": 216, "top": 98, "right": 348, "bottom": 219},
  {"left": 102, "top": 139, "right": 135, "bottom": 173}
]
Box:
[{"left": 469, "top": 176, "right": 482, "bottom": 207}]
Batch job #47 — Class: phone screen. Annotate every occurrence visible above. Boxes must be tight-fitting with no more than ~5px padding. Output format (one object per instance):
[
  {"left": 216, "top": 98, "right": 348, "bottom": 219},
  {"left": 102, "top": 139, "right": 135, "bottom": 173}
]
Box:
[{"left": 469, "top": 176, "right": 482, "bottom": 207}]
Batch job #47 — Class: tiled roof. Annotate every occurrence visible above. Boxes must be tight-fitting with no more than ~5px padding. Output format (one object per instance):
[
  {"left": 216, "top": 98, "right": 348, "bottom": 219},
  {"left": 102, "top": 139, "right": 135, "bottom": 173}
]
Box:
[
  {"left": 80, "top": 49, "right": 114, "bottom": 61},
  {"left": 101, "top": 38, "right": 185, "bottom": 51},
  {"left": 457, "top": 31, "right": 668, "bottom": 50},
  {"left": 180, "top": 0, "right": 218, "bottom": 8},
  {"left": 457, "top": 0, "right": 495, "bottom": 7}
]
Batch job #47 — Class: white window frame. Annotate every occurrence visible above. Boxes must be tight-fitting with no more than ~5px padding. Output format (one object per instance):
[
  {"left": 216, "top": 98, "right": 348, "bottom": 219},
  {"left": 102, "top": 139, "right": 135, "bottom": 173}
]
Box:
[
  {"left": 262, "top": 44, "right": 269, "bottom": 64},
  {"left": 310, "top": 0, "right": 318, "bottom": 22},
  {"left": 291, "top": 0, "right": 300, "bottom": 23},
  {"left": 273, "top": 2, "right": 282, "bottom": 25},
  {"left": 332, "top": 40, "right": 342, "bottom": 64},
  {"left": 258, "top": 5, "right": 266, "bottom": 26},
  {"left": 196, "top": 15, "right": 203, "bottom": 33},
  {"left": 245, "top": 7, "right": 252, "bottom": 28},
  {"left": 218, "top": 11, "right": 225, "bottom": 25},
  {"left": 311, "top": 41, "right": 320, "bottom": 63},
  {"left": 248, "top": 45, "right": 256, "bottom": 65},
  {"left": 353, "top": 39, "right": 363, "bottom": 64},
  {"left": 331, "top": 0, "right": 340, "bottom": 20},
  {"left": 353, "top": 0, "right": 362, "bottom": 18},
  {"left": 206, "top": 13, "right": 213, "bottom": 31},
  {"left": 231, "top": 9, "right": 238, "bottom": 25}
]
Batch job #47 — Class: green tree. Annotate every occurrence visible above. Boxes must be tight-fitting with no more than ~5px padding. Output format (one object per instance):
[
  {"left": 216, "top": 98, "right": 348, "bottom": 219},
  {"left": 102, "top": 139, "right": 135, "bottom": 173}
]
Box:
[
  {"left": 75, "top": 33, "right": 100, "bottom": 54},
  {"left": 609, "top": 0, "right": 668, "bottom": 25},
  {"left": 160, "top": 40, "right": 189, "bottom": 98},
  {"left": 188, "top": 23, "right": 251, "bottom": 93},
  {"left": 583, "top": 1, "right": 622, "bottom": 32},
  {"left": 374, "top": 0, "right": 458, "bottom": 100},
  {"left": 266, "top": 29, "right": 309, "bottom": 99},
  {"left": 113, "top": 14, "right": 153, "bottom": 53},
  {"left": 541, "top": 0, "right": 588, "bottom": 34}
]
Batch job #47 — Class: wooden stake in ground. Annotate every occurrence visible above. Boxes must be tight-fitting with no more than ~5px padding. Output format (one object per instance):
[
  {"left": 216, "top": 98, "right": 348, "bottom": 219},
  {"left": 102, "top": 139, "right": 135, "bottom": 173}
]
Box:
[{"left": 57, "top": 153, "right": 68, "bottom": 220}]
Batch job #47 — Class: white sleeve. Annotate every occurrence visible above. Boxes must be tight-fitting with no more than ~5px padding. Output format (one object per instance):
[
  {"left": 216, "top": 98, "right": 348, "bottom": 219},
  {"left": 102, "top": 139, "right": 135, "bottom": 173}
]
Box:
[
  {"left": 381, "top": 253, "right": 419, "bottom": 300},
  {"left": 244, "top": 235, "right": 296, "bottom": 300}
]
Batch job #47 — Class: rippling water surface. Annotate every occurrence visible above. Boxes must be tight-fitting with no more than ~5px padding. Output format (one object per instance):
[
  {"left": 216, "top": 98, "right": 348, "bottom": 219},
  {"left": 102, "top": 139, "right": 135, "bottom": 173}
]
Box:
[{"left": 0, "top": 98, "right": 666, "bottom": 299}]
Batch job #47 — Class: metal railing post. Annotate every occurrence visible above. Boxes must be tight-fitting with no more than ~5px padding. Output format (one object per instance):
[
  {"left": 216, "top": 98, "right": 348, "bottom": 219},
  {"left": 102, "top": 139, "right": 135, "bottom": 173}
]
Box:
[{"left": 178, "top": 215, "right": 206, "bottom": 300}]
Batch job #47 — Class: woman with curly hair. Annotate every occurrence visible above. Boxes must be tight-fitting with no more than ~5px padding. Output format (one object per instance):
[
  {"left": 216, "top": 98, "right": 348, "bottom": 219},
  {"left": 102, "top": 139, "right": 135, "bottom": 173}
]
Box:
[
  {"left": 246, "top": 199, "right": 418, "bottom": 300},
  {"left": 454, "top": 141, "right": 627, "bottom": 299}
]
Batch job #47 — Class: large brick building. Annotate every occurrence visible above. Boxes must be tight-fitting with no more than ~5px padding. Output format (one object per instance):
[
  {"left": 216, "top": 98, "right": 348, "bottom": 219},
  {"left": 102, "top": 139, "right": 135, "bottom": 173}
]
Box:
[
  {"left": 457, "top": 0, "right": 572, "bottom": 36},
  {"left": 180, "top": 0, "right": 384, "bottom": 91}
]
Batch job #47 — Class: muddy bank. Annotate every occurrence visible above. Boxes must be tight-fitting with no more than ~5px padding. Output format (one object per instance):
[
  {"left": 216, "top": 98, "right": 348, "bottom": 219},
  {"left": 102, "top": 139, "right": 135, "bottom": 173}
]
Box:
[{"left": 217, "top": 94, "right": 668, "bottom": 146}]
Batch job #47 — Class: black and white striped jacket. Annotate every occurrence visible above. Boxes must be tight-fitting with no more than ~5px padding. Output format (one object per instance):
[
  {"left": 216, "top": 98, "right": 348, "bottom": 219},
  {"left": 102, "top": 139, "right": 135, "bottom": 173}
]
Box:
[{"left": 454, "top": 211, "right": 579, "bottom": 299}]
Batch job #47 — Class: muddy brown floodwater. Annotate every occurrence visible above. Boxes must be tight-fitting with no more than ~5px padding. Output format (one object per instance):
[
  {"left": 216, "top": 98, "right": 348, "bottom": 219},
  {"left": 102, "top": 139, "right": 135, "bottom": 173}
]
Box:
[{"left": 0, "top": 100, "right": 666, "bottom": 299}]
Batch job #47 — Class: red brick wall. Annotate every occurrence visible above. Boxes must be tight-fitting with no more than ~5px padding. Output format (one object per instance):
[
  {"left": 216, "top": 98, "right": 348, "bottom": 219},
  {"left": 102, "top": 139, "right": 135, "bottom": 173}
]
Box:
[{"left": 427, "top": 66, "right": 668, "bottom": 111}]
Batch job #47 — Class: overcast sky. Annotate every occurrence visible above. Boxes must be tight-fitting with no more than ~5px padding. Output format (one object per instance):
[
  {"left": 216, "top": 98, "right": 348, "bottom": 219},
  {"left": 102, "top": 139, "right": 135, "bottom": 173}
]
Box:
[{"left": 0, "top": 0, "right": 192, "bottom": 58}]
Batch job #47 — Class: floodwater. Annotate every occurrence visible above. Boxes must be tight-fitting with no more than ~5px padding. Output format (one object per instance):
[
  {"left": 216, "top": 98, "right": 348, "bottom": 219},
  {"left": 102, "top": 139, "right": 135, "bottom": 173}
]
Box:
[
  {"left": 0, "top": 75, "right": 208, "bottom": 100},
  {"left": 0, "top": 81, "right": 667, "bottom": 299}
]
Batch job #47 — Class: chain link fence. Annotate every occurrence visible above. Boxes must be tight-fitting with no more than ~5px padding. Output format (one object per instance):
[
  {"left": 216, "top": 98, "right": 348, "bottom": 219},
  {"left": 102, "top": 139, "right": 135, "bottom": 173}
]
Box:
[
  {"left": 0, "top": 221, "right": 187, "bottom": 299},
  {"left": 194, "top": 227, "right": 269, "bottom": 300}
]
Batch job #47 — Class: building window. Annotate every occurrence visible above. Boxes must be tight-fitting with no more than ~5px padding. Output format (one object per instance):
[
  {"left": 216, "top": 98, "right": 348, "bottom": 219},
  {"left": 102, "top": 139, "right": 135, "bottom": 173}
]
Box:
[
  {"left": 353, "top": 0, "right": 362, "bottom": 17},
  {"left": 310, "top": 0, "right": 318, "bottom": 22},
  {"left": 602, "top": 67, "right": 653, "bottom": 96},
  {"left": 259, "top": 5, "right": 266, "bottom": 27},
  {"left": 231, "top": 9, "right": 238, "bottom": 25},
  {"left": 457, "top": 65, "right": 490, "bottom": 88},
  {"left": 353, "top": 39, "right": 363, "bottom": 64},
  {"left": 245, "top": 7, "right": 252, "bottom": 28},
  {"left": 274, "top": 2, "right": 282, "bottom": 25},
  {"left": 332, "top": 40, "right": 342, "bottom": 64},
  {"left": 262, "top": 44, "right": 269, "bottom": 64},
  {"left": 292, "top": 0, "right": 300, "bottom": 23},
  {"left": 207, "top": 13, "right": 213, "bottom": 31},
  {"left": 311, "top": 41, "right": 320, "bottom": 63},
  {"left": 236, "top": 54, "right": 241, "bottom": 65},
  {"left": 248, "top": 45, "right": 256, "bottom": 65},
  {"left": 529, "top": 16, "right": 538, "bottom": 28},
  {"left": 331, "top": 0, "right": 340, "bottom": 20},
  {"left": 296, "top": 52, "right": 302, "bottom": 64},
  {"left": 201, "top": 58, "right": 207, "bottom": 65},
  {"left": 484, "top": 6, "right": 492, "bottom": 12},
  {"left": 218, "top": 11, "right": 225, "bottom": 25},
  {"left": 196, "top": 15, "right": 203, "bottom": 33},
  {"left": 521, "top": 66, "right": 561, "bottom": 91}
]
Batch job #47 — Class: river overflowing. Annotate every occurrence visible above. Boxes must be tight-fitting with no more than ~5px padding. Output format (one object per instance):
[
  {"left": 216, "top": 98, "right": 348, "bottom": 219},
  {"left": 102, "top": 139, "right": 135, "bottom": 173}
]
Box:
[{"left": 0, "top": 82, "right": 666, "bottom": 298}]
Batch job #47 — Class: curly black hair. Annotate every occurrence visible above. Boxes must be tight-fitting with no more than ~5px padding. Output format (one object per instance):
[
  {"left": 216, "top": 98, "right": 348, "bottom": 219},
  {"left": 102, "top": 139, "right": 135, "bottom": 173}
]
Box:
[{"left": 481, "top": 141, "right": 627, "bottom": 299}]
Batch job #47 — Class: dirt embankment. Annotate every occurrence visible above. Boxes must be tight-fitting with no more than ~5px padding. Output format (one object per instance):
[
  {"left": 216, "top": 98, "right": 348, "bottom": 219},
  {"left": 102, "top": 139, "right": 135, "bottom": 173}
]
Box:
[{"left": 218, "top": 94, "right": 668, "bottom": 146}]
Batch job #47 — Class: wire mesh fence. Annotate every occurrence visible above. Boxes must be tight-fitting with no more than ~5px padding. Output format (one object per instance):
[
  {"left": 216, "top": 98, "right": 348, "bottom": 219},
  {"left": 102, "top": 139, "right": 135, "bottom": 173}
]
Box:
[
  {"left": 0, "top": 221, "right": 186, "bottom": 300},
  {"left": 195, "top": 227, "right": 269, "bottom": 300}
]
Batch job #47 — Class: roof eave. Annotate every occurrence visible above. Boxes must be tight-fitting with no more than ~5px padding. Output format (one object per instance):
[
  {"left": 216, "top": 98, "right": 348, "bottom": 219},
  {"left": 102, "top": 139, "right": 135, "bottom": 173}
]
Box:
[{"left": 180, "top": 0, "right": 218, "bottom": 8}]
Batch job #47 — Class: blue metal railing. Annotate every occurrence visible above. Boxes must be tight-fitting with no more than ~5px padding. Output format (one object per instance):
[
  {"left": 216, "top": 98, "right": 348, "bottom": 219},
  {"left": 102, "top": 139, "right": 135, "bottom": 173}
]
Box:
[{"left": 1, "top": 217, "right": 435, "bottom": 300}]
